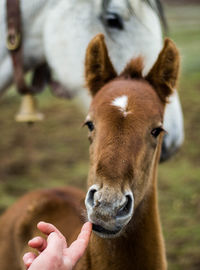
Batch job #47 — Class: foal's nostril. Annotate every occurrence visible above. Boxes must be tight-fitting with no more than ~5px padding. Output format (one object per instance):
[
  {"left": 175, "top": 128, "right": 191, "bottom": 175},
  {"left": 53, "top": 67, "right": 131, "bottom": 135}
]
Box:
[
  {"left": 86, "top": 188, "right": 97, "bottom": 207},
  {"left": 117, "top": 195, "right": 133, "bottom": 218}
]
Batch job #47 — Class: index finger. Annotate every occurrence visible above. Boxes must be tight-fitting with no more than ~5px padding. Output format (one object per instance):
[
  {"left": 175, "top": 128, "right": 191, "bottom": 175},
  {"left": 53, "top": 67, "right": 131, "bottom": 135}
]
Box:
[{"left": 64, "top": 222, "right": 92, "bottom": 267}]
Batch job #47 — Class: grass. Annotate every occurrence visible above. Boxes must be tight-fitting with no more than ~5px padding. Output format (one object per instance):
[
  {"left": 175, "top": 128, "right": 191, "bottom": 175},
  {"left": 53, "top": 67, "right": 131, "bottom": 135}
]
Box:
[
  {"left": 0, "top": 3, "right": 200, "bottom": 270},
  {"left": 158, "top": 4, "right": 200, "bottom": 270},
  {"left": 0, "top": 93, "right": 89, "bottom": 211}
]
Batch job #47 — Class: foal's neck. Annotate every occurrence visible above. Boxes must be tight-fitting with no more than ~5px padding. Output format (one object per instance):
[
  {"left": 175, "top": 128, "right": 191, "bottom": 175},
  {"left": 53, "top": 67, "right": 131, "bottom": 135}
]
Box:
[
  {"left": 79, "top": 142, "right": 167, "bottom": 270},
  {"left": 84, "top": 181, "right": 167, "bottom": 270},
  {"left": 88, "top": 189, "right": 166, "bottom": 270}
]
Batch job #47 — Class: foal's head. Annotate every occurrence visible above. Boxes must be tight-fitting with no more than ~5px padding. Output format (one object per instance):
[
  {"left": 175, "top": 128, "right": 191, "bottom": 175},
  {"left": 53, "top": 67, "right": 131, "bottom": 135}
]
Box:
[{"left": 84, "top": 34, "right": 180, "bottom": 238}]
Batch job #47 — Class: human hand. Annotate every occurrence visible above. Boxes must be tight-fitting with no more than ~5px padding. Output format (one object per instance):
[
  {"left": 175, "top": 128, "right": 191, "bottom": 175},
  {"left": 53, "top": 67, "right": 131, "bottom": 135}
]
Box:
[{"left": 23, "top": 221, "right": 92, "bottom": 270}]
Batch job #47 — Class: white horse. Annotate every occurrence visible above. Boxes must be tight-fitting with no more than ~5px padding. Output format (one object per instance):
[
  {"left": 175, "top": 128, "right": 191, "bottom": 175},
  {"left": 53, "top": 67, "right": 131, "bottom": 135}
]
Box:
[{"left": 0, "top": 0, "right": 184, "bottom": 161}]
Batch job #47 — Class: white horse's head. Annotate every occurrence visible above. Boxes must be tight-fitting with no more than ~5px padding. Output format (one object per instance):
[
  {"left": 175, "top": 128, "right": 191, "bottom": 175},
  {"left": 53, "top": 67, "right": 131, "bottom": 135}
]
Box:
[
  {"left": 0, "top": 0, "right": 184, "bottom": 161},
  {"left": 43, "top": 0, "right": 183, "bottom": 161}
]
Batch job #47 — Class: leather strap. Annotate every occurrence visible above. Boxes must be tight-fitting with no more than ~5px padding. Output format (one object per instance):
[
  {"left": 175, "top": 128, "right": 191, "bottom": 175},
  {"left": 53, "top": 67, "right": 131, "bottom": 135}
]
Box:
[
  {"left": 6, "top": 0, "right": 21, "bottom": 51},
  {"left": 6, "top": 0, "right": 28, "bottom": 94}
]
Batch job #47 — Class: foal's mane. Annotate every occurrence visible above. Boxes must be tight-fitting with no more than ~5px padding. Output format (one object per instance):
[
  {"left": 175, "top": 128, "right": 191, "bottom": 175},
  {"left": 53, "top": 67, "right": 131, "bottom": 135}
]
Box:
[{"left": 120, "top": 57, "right": 143, "bottom": 79}]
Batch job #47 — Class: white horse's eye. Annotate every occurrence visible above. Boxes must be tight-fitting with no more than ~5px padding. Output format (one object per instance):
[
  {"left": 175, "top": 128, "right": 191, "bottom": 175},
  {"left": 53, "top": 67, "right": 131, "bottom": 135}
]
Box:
[{"left": 102, "top": 12, "right": 124, "bottom": 30}]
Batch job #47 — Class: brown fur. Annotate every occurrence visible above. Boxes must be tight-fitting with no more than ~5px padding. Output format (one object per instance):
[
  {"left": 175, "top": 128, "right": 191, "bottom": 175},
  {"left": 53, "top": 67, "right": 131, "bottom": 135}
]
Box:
[
  {"left": 0, "top": 34, "right": 180, "bottom": 270},
  {"left": 120, "top": 56, "right": 144, "bottom": 79},
  {"left": 145, "top": 38, "right": 180, "bottom": 103},
  {"left": 85, "top": 34, "right": 117, "bottom": 96},
  {"left": 0, "top": 187, "right": 85, "bottom": 270}
]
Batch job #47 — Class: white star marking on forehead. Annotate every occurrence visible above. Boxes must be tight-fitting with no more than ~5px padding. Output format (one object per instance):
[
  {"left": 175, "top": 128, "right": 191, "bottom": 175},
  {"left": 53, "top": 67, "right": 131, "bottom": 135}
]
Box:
[{"left": 111, "top": 95, "right": 130, "bottom": 116}]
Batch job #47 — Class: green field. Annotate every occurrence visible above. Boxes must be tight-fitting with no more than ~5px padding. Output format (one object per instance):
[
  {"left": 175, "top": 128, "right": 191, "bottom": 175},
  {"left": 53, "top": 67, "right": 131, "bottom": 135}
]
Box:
[
  {"left": 0, "top": 3, "right": 200, "bottom": 270},
  {"left": 159, "top": 4, "right": 200, "bottom": 270}
]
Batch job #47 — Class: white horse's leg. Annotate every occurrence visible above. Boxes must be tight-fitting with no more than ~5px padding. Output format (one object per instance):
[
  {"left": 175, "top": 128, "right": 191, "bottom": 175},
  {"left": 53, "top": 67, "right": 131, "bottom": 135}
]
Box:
[
  {"left": 0, "top": 57, "right": 13, "bottom": 96},
  {"left": 0, "top": 0, "right": 12, "bottom": 94}
]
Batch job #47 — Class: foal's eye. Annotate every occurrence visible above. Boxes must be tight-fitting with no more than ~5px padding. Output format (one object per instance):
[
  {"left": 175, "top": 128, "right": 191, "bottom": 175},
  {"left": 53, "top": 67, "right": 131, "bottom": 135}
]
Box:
[
  {"left": 151, "top": 127, "right": 164, "bottom": 138},
  {"left": 85, "top": 121, "right": 95, "bottom": 132},
  {"left": 102, "top": 12, "right": 124, "bottom": 30}
]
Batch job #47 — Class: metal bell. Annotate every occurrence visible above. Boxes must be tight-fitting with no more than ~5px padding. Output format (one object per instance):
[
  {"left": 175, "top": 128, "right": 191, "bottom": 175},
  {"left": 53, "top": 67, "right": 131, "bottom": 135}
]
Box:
[{"left": 15, "top": 94, "right": 44, "bottom": 123}]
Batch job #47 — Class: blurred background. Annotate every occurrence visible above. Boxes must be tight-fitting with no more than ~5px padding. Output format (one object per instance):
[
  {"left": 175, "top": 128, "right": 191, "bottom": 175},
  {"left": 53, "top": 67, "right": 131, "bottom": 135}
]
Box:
[{"left": 0, "top": 0, "right": 199, "bottom": 269}]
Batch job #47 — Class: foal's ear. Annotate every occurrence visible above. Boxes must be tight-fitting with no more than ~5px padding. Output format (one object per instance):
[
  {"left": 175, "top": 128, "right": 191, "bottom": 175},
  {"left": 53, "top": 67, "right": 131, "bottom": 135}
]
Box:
[
  {"left": 85, "top": 34, "right": 117, "bottom": 96},
  {"left": 145, "top": 38, "right": 180, "bottom": 103}
]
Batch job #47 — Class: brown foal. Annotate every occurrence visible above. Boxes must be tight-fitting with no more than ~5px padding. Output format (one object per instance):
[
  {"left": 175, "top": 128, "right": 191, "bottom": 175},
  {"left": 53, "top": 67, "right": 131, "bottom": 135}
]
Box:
[{"left": 0, "top": 34, "right": 180, "bottom": 270}]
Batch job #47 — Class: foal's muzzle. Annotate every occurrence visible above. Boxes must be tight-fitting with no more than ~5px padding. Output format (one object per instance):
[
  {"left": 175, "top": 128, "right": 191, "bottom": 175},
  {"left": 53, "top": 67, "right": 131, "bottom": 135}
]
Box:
[{"left": 85, "top": 185, "right": 134, "bottom": 238}]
